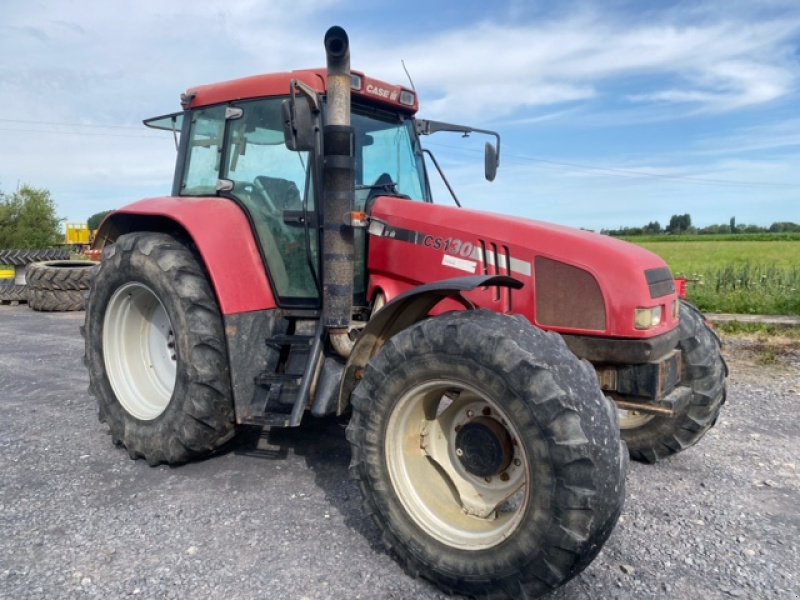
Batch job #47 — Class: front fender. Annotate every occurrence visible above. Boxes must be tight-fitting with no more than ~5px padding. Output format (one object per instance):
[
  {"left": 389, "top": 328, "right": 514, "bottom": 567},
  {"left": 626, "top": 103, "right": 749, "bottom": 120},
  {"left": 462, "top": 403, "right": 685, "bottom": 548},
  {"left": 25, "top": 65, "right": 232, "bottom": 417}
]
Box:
[
  {"left": 336, "top": 275, "right": 522, "bottom": 414},
  {"left": 94, "top": 197, "right": 275, "bottom": 315}
]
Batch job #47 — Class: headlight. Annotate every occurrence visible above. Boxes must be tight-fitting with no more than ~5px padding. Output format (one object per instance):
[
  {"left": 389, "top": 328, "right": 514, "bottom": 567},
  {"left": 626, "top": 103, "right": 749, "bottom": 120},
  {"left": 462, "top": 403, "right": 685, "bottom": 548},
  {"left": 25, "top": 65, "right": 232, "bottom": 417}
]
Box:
[{"left": 634, "top": 306, "right": 663, "bottom": 330}]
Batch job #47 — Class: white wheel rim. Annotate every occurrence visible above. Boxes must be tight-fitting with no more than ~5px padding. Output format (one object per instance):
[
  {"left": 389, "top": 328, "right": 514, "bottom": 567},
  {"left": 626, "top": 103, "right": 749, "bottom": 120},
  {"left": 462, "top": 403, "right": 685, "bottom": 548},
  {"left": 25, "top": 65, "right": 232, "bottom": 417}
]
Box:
[
  {"left": 103, "top": 282, "right": 177, "bottom": 420},
  {"left": 385, "top": 380, "right": 529, "bottom": 550},
  {"left": 617, "top": 408, "right": 655, "bottom": 429}
]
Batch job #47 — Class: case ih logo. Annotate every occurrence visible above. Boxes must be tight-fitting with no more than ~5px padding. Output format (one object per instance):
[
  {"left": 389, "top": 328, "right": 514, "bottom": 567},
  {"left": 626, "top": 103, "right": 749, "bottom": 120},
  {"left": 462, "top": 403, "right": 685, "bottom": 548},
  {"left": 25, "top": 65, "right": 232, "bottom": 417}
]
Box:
[{"left": 366, "top": 84, "right": 398, "bottom": 101}]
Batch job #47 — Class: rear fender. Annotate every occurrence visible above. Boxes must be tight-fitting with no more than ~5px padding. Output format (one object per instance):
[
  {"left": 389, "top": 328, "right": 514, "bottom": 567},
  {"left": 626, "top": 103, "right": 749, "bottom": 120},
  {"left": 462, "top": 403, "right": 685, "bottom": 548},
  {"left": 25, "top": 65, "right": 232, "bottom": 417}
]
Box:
[
  {"left": 93, "top": 197, "right": 275, "bottom": 315},
  {"left": 336, "top": 275, "right": 522, "bottom": 414}
]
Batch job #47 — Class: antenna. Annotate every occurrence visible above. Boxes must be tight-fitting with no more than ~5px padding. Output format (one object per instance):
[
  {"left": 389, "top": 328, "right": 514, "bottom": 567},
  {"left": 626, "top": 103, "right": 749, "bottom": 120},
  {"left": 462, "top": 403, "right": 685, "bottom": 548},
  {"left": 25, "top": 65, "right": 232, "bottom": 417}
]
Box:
[{"left": 401, "top": 60, "right": 416, "bottom": 92}]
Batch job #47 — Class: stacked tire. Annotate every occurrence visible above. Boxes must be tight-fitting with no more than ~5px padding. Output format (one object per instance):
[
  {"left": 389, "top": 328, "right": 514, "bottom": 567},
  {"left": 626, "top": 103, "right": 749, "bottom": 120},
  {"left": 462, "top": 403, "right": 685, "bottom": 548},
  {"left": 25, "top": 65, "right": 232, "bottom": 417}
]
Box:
[
  {"left": 26, "top": 260, "right": 98, "bottom": 311},
  {"left": 0, "top": 249, "right": 70, "bottom": 304}
]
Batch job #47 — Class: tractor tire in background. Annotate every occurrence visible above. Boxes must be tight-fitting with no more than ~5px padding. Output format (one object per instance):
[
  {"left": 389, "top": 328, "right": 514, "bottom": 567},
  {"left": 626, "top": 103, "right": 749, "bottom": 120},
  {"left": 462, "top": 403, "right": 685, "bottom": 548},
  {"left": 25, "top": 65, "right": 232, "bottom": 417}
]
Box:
[
  {"left": 27, "top": 260, "right": 97, "bottom": 290},
  {"left": 26, "top": 260, "right": 98, "bottom": 312},
  {"left": 83, "top": 232, "right": 236, "bottom": 465},
  {"left": 619, "top": 300, "right": 728, "bottom": 463},
  {"left": 28, "top": 288, "right": 86, "bottom": 312},
  {"left": 0, "top": 249, "right": 71, "bottom": 305},
  {"left": 0, "top": 284, "right": 28, "bottom": 304},
  {"left": 347, "top": 310, "right": 626, "bottom": 599},
  {"left": 0, "top": 249, "right": 70, "bottom": 266}
]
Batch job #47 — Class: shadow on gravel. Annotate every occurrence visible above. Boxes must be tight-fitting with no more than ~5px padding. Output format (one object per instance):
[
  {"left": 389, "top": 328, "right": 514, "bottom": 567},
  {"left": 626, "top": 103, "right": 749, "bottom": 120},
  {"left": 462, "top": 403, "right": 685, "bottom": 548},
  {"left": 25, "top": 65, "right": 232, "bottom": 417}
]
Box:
[{"left": 230, "top": 417, "right": 387, "bottom": 553}]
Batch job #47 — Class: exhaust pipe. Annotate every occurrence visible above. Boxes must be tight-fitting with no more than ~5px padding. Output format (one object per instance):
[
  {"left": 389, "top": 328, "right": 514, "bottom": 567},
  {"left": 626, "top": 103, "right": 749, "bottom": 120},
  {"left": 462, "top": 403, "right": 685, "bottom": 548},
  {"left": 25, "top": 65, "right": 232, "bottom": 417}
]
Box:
[{"left": 322, "top": 26, "right": 355, "bottom": 355}]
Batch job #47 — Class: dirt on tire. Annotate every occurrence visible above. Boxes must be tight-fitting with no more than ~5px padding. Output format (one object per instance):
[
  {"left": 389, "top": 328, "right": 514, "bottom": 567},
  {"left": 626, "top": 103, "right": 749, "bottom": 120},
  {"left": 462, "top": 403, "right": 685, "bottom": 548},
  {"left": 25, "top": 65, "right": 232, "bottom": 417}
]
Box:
[
  {"left": 84, "top": 232, "right": 236, "bottom": 466},
  {"left": 347, "top": 309, "right": 627, "bottom": 599},
  {"left": 621, "top": 300, "right": 728, "bottom": 463}
]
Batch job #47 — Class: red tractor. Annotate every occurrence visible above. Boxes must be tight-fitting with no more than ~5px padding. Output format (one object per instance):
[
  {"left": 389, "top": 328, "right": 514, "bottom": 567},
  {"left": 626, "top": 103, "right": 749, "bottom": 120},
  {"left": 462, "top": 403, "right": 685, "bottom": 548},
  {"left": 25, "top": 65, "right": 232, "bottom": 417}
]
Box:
[{"left": 84, "top": 27, "right": 726, "bottom": 599}]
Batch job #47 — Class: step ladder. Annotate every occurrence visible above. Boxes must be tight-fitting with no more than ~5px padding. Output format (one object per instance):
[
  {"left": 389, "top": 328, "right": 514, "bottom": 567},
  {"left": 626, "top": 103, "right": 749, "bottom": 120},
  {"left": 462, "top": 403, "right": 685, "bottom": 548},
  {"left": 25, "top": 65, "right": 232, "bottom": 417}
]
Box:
[{"left": 246, "top": 321, "right": 323, "bottom": 428}]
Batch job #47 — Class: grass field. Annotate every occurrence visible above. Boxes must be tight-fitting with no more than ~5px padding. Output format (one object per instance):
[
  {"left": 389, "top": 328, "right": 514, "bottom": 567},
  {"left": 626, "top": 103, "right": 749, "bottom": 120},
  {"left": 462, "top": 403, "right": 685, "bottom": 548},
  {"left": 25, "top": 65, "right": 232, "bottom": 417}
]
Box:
[{"left": 626, "top": 237, "right": 800, "bottom": 315}]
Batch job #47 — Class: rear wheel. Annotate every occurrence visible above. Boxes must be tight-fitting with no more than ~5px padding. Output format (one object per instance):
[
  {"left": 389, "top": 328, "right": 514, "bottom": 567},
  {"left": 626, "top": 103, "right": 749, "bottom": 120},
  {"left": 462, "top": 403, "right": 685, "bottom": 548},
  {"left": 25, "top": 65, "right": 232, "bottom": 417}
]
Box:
[
  {"left": 84, "top": 232, "right": 236, "bottom": 465},
  {"left": 347, "top": 310, "right": 626, "bottom": 599},
  {"left": 620, "top": 300, "right": 727, "bottom": 463}
]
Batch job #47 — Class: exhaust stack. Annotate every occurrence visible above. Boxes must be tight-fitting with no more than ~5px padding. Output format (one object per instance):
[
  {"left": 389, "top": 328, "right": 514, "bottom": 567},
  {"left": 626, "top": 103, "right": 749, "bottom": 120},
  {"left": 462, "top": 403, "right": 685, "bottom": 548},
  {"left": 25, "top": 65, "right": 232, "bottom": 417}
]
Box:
[{"left": 322, "top": 26, "right": 355, "bottom": 352}]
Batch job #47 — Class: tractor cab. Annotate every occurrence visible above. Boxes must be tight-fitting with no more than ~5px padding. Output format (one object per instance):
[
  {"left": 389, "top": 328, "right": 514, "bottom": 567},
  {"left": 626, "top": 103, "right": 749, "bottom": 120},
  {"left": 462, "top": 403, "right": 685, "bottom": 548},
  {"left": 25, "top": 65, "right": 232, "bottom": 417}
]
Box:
[{"left": 144, "top": 69, "right": 435, "bottom": 309}]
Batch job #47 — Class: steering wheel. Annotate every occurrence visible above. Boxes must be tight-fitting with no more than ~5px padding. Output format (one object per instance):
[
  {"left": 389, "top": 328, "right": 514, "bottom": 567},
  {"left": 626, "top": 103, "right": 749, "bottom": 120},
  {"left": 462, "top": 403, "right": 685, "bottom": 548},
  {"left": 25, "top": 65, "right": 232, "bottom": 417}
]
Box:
[
  {"left": 366, "top": 172, "right": 398, "bottom": 205},
  {"left": 253, "top": 177, "right": 280, "bottom": 215}
]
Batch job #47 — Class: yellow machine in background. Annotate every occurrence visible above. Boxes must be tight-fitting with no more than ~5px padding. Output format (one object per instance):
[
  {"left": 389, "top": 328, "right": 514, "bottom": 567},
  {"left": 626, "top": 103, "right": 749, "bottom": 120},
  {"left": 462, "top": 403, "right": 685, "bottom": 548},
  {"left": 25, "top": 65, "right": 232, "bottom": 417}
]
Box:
[{"left": 65, "top": 223, "right": 94, "bottom": 247}]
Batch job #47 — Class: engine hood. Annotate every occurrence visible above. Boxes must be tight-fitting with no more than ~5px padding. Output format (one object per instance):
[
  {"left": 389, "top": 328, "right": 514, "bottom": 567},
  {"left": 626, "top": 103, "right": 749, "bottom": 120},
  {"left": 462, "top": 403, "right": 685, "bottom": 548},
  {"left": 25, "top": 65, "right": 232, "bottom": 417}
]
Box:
[{"left": 368, "top": 197, "right": 678, "bottom": 339}]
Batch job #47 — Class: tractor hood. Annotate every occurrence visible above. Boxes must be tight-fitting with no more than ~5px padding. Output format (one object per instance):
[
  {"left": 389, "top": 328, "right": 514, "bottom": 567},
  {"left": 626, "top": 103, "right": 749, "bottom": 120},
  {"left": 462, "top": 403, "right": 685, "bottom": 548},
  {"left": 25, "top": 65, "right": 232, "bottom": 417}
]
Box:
[{"left": 367, "top": 197, "right": 679, "bottom": 340}]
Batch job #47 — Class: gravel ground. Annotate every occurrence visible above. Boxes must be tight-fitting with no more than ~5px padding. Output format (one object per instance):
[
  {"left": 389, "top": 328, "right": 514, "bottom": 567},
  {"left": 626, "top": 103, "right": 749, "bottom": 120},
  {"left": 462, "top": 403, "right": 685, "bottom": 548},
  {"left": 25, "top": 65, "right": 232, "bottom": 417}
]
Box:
[{"left": 0, "top": 304, "right": 798, "bottom": 599}]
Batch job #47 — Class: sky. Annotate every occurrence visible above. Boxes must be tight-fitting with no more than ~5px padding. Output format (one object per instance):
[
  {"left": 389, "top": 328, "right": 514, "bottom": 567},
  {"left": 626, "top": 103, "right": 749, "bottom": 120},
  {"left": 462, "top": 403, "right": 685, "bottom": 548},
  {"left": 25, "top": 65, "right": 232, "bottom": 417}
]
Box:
[{"left": 0, "top": 0, "right": 798, "bottom": 231}]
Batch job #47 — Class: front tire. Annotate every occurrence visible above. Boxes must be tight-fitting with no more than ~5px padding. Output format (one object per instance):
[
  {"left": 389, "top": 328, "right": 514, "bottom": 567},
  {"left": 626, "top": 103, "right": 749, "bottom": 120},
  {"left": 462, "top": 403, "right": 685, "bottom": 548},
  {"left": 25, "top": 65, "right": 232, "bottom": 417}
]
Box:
[
  {"left": 346, "top": 310, "right": 626, "bottom": 599},
  {"left": 84, "top": 232, "right": 235, "bottom": 465},
  {"left": 620, "top": 300, "right": 727, "bottom": 463}
]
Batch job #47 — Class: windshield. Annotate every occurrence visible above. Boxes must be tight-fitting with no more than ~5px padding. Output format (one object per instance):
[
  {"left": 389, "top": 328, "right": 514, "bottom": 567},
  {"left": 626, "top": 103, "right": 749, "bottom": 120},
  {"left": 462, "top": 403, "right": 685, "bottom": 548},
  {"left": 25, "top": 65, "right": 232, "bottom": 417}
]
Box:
[
  {"left": 352, "top": 107, "right": 429, "bottom": 208},
  {"left": 176, "top": 97, "right": 429, "bottom": 304}
]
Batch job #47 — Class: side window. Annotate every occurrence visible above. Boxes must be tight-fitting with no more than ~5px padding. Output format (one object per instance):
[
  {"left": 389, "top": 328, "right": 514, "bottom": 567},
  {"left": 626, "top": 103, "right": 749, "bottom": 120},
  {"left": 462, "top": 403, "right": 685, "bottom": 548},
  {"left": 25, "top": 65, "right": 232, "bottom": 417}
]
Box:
[
  {"left": 223, "top": 99, "right": 319, "bottom": 302},
  {"left": 352, "top": 111, "right": 427, "bottom": 209},
  {"left": 360, "top": 125, "right": 424, "bottom": 202},
  {"left": 181, "top": 106, "right": 226, "bottom": 195}
]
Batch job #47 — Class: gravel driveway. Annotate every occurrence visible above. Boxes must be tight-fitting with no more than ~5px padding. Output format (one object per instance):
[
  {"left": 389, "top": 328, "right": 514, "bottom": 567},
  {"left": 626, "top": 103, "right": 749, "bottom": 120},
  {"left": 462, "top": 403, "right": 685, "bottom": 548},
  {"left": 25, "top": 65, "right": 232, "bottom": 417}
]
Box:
[{"left": 1, "top": 305, "right": 798, "bottom": 599}]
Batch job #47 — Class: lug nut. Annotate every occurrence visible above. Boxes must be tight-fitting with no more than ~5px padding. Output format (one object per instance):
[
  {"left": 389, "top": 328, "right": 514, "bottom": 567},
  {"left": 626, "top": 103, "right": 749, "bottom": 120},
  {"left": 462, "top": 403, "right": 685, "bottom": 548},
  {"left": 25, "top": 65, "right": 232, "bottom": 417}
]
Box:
[
  {"left": 484, "top": 476, "right": 491, "bottom": 483},
  {"left": 466, "top": 409, "right": 474, "bottom": 418},
  {"left": 482, "top": 407, "right": 491, "bottom": 416},
  {"left": 514, "top": 458, "right": 521, "bottom": 466},
  {"left": 455, "top": 448, "right": 464, "bottom": 457},
  {"left": 500, "top": 472, "right": 510, "bottom": 482}
]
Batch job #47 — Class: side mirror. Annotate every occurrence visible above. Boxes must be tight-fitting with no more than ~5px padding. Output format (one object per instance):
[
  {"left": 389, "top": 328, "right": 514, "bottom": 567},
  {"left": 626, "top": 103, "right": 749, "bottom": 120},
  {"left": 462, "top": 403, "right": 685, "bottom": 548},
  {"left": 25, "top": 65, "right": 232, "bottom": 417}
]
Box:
[
  {"left": 485, "top": 142, "right": 498, "bottom": 182},
  {"left": 282, "top": 97, "right": 315, "bottom": 152}
]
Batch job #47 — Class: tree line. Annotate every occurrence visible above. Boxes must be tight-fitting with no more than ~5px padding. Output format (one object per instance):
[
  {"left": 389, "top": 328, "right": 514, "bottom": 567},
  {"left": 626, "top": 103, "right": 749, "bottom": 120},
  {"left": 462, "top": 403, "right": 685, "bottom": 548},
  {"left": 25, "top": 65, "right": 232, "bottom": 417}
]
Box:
[
  {"left": 1, "top": 184, "right": 116, "bottom": 249},
  {"left": 0, "top": 185, "right": 63, "bottom": 248},
  {"left": 601, "top": 214, "right": 800, "bottom": 237}
]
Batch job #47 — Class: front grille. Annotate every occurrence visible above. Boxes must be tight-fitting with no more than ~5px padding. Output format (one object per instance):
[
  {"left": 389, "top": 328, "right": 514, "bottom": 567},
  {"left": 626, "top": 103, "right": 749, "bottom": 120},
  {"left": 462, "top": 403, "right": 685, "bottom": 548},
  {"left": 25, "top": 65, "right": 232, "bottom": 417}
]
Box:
[{"left": 645, "top": 267, "right": 675, "bottom": 298}]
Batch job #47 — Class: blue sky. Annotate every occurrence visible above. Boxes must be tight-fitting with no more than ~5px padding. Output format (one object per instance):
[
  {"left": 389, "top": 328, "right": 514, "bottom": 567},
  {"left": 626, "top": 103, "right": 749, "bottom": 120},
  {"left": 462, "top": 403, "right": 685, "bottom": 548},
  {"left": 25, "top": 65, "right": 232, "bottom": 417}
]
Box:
[{"left": 0, "top": 0, "right": 798, "bottom": 230}]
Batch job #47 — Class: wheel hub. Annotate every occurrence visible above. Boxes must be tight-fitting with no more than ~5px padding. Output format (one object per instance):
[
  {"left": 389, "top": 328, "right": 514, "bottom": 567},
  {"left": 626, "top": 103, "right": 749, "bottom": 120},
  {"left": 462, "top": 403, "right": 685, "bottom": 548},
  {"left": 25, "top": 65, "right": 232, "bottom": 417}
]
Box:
[{"left": 455, "top": 417, "right": 513, "bottom": 477}]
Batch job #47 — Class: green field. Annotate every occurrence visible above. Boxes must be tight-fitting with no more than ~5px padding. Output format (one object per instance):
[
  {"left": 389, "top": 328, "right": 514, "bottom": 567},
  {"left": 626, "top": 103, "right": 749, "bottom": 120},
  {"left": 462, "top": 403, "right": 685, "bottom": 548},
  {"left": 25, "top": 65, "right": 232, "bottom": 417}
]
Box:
[{"left": 626, "top": 238, "right": 800, "bottom": 315}]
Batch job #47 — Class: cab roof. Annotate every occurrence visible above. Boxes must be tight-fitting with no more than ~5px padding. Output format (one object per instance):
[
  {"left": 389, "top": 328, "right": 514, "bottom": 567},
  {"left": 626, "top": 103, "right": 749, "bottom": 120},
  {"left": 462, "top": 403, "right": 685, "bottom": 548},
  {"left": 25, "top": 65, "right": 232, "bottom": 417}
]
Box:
[{"left": 184, "top": 68, "right": 419, "bottom": 114}]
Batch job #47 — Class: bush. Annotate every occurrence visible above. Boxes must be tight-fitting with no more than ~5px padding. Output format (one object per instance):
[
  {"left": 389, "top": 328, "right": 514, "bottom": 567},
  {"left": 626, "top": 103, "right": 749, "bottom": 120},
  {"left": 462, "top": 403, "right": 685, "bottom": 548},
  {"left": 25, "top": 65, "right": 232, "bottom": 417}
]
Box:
[
  {"left": 0, "top": 185, "right": 63, "bottom": 248},
  {"left": 686, "top": 264, "right": 800, "bottom": 315}
]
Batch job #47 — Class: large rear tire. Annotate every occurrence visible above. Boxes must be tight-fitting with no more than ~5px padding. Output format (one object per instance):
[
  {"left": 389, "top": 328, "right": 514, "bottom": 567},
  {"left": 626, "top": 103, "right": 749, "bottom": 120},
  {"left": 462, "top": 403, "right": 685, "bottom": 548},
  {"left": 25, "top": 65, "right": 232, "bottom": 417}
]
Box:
[
  {"left": 346, "top": 310, "right": 626, "bottom": 599},
  {"left": 84, "top": 232, "right": 236, "bottom": 465},
  {"left": 620, "top": 300, "right": 727, "bottom": 463}
]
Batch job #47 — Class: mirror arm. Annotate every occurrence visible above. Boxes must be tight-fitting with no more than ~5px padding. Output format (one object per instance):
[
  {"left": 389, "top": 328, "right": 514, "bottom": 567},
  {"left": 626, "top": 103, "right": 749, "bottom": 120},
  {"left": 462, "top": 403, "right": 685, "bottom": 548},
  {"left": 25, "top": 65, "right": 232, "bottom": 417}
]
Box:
[
  {"left": 416, "top": 119, "right": 501, "bottom": 156},
  {"left": 416, "top": 119, "right": 500, "bottom": 179},
  {"left": 422, "top": 148, "right": 461, "bottom": 208}
]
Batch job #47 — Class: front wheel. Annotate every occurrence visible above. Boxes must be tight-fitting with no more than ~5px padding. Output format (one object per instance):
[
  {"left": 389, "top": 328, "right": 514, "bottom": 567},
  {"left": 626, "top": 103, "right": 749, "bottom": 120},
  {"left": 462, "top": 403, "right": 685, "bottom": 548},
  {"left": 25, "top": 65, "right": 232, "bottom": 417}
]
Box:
[
  {"left": 620, "top": 300, "right": 727, "bottom": 463},
  {"left": 84, "top": 232, "right": 236, "bottom": 465},
  {"left": 346, "top": 310, "right": 626, "bottom": 599}
]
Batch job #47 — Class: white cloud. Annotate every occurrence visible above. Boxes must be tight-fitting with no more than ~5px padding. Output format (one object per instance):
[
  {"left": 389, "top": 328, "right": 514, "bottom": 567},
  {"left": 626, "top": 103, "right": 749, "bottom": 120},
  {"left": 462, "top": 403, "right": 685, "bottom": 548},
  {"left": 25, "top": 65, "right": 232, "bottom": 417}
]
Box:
[
  {"left": 355, "top": 12, "right": 800, "bottom": 121},
  {"left": 0, "top": 0, "right": 798, "bottom": 226}
]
